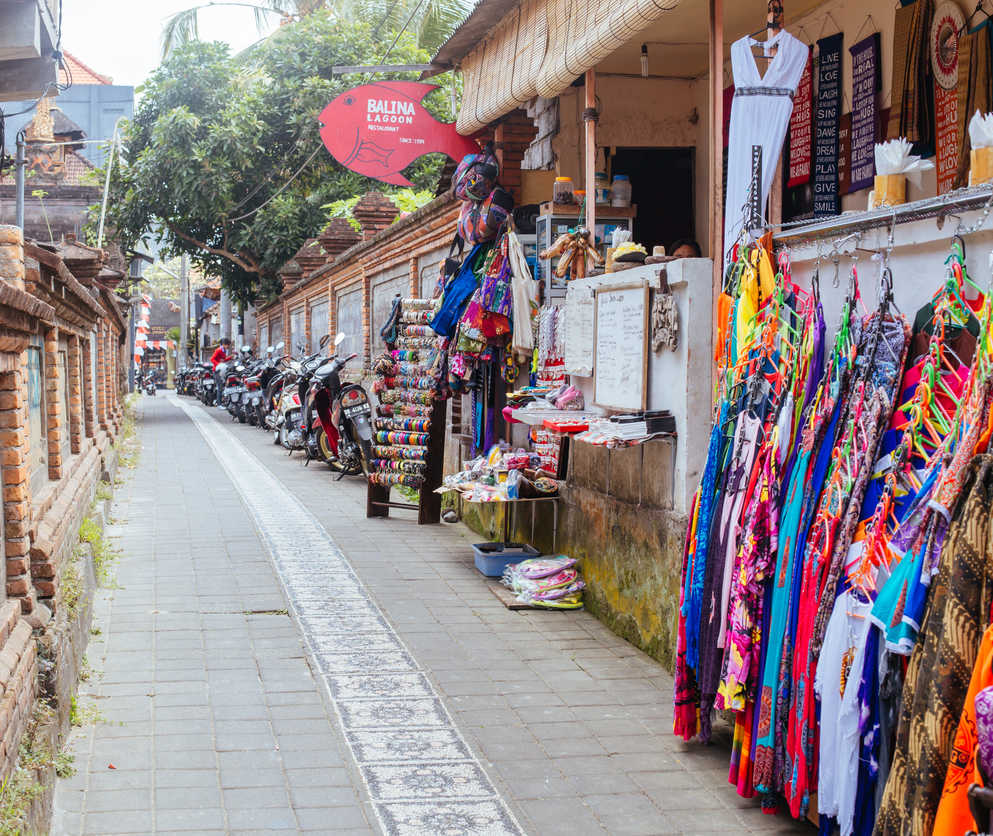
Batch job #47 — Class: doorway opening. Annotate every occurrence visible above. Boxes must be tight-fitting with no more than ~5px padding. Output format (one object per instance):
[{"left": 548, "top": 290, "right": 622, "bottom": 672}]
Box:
[{"left": 609, "top": 147, "right": 696, "bottom": 255}]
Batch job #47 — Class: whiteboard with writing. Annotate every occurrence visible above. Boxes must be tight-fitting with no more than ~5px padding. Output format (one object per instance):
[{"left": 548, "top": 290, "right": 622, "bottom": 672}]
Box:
[
  {"left": 594, "top": 283, "right": 649, "bottom": 411},
  {"left": 563, "top": 280, "right": 595, "bottom": 376}
]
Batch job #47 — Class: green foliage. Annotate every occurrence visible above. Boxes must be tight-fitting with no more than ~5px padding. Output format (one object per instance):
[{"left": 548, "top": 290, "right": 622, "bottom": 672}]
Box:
[
  {"left": 78, "top": 518, "right": 119, "bottom": 588},
  {"left": 0, "top": 705, "right": 76, "bottom": 833},
  {"left": 323, "top": 187, "right": 436, "bottom": 231},
  {"left": 162, "top": 0, "right": 471, "bottom": 58},
  {"left": 98, "top": 14, "right": 460, "bottom": 307}
]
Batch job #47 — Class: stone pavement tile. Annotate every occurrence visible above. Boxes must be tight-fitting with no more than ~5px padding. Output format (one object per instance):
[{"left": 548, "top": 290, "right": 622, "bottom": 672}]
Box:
[
  {"left": 83, "top": 787, "right": 152, "bottom": 811},
  {"left": 226, "top": 807, "right": 299, "bottom": 830},
  {"left": 155, "top": 785, "right": 223, "bottom": 808},
  {"left": 585, "top": 792, "right": 672, "bottom": 835},
  {"left": 286, "top": 767, "right": 354, "bottom": 787},
  {"left": 155, "top": 807, "right": 227, "bottom": 831},
  {"left": 657, "top": 808, "right": 752, "bottom": 832},
  {"left": 82, "top": 809, "right": 154, "bottom": 834},
  {"left": 295, "top": 805, "right": 371, "bottom": 831},
  {"left": 86, "top": 769, "right": 152, "bottom": 791},
  {"left": 219, "top": 767, "right": 287, "bottom": 789},
  {"left": 519, "top": 799, "right": 607, "bottom": 835},
  {"left": 289, "top": 785, "right": 363, "bottom": 808},
  {"left": 224, "top": 786, "right": 292, "bottom": 808}
]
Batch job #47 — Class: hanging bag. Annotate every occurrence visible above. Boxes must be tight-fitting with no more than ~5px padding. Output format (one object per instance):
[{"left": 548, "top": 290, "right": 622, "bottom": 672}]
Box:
[
  {"left": 452, "top": 142, "right": 500, "bottom": 202},
  {"left": 458, "top": 186, "right": 514, "bottom": 244}
]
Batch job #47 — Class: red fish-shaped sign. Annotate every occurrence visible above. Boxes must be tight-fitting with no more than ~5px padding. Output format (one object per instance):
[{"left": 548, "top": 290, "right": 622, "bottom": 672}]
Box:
[{"left": 319, "top": 81, "right": 479, "bottom": 187}]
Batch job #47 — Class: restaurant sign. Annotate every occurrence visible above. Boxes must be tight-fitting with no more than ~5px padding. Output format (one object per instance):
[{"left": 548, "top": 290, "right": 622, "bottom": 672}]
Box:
[{"left": 319, "top": 81, "right": 478, "bottom": 186}]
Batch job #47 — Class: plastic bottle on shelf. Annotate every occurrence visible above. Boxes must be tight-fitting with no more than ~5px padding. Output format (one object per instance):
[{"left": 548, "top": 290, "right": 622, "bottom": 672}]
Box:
[
  {"left": 595, "top": 172, "right": 610, "bottom": 205},
  {"left": 611, "top": 174, "right": 632, "bottom": 207},
  {"left": 553, "top": 176, "right": 575, "bottom": 205}
]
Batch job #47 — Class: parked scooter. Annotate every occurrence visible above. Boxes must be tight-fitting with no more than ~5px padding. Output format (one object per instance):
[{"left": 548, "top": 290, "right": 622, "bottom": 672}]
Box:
[
  {"left": 302, "top": 333, "right": 372, "bottom": 477},
  {"left": 141, "top": 371, "right": 156, "bottom": 396},
  {"left": 222, "top": 346, "right": 254, "bottom": 422}
]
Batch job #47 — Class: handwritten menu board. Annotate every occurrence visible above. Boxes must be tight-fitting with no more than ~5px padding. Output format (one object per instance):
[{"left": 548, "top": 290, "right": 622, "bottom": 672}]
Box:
[
  {"left": 563, "top": 281, "right": 595, "bottom": 377},
  {"left": 594, "top": 283, "right": 649, "bottom": 411}
]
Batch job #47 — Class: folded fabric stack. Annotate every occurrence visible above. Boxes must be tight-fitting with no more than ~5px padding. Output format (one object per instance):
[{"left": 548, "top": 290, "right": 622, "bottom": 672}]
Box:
[{"left": 502, "top": 556, "right": 585, "bottom": 609}]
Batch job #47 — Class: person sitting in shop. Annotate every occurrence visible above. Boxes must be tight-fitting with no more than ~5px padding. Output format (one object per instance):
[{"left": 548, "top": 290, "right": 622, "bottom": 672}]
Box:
[{"left": 670, "top": 239, "right": 702, "bottom": 259}]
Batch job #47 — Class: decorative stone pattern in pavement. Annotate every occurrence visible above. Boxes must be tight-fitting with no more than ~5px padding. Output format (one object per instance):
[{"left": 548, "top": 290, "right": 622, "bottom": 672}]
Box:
[{"left": 174, "top": 395, "right": 525, "bottom": 836}]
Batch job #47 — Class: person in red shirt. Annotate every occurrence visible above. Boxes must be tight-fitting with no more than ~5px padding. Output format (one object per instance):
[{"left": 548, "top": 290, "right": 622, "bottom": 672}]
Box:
[
  {"left": 211, "top": 337, "right": 232, "bottom": 369},
  {"left": 211, "top": 338, "right": 233, "bottom": 407}
]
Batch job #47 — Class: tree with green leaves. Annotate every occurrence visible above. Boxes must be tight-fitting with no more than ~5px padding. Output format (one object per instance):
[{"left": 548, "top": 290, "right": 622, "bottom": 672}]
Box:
[
  {"left": 162, "top": 0, "right": 472, "bottom": 57},
  {"left": 101, "top": 13, "right": 458, "bottom": 308}
]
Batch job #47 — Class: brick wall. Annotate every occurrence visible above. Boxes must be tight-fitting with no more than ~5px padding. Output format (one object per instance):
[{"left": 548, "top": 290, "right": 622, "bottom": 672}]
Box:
[
  {"left": 0, "top": 601, "right": 37, "bottom": 780},
  {"left": 0, "top": 369, "right": 34, "bottom": 615}
]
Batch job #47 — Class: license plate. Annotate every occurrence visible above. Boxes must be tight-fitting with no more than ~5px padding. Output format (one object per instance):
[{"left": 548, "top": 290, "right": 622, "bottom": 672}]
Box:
[{"left": 345, "top": 405, "right": 369, "bottom": 418}]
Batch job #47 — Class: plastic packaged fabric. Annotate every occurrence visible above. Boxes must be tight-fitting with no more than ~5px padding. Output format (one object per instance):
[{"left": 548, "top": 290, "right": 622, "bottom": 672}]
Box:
[{"left": 874, "top": 137, "right": 935, "bottom": 186}]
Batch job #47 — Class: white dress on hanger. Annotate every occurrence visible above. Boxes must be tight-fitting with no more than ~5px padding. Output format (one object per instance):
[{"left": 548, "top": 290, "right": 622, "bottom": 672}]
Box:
[{"left": 723, "top": 29, "right": 809, "bottom": 265}]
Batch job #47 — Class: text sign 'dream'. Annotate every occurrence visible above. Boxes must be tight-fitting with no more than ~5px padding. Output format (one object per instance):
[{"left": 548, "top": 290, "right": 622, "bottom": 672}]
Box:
[{"left": 319, "top": 81, "right": 479, "bottom": 187}]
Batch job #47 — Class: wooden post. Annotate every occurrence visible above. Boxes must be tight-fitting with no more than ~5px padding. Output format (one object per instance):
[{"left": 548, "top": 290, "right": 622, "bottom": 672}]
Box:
[
  {"left": 584, "top": 69, "right": 597, "bottom": 235},
  {"left": 709, "top": 0, "right": 724, "bottom": 401}
]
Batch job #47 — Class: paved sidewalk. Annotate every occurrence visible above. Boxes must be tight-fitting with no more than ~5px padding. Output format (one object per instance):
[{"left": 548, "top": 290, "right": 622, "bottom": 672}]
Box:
[{"left": 54, "top": 394, "right": 808, "bottom": 835}]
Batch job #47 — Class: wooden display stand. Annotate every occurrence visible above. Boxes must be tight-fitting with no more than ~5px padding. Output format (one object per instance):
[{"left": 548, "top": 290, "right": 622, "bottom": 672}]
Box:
[
  {"left": 366, "top": 297, "right": 446, "bottom": 525},
  {"left": 366, "top": 399, "right": 446, "bottom": 525}
]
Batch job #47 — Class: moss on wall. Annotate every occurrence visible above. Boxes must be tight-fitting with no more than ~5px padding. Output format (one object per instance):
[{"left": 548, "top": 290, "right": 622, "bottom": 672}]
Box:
[{"left": 462, "top": 482, "right": 687, "bottom": 673}]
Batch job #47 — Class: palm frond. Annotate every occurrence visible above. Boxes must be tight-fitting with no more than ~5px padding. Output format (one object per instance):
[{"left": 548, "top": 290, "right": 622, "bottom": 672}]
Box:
[
  {"left": 417, "top": 0, "right": 472, "bottom": 51},
  {"left": 162, "top": 7, "right": 202, "bottom": 59}
]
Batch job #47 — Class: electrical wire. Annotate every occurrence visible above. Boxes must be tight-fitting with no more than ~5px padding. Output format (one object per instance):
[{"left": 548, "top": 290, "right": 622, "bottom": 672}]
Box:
[{"left": 227, "top": 144, "right": 324, "bottom": 222}]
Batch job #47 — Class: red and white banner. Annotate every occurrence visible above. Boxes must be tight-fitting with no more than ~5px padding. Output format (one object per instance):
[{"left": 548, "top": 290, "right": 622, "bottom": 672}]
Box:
[
  {"left": 932, "top": 2, "right": 964, "bottom": 194},
  {"left": 788, "top": 47, "right": 814, "bottom": 188}
]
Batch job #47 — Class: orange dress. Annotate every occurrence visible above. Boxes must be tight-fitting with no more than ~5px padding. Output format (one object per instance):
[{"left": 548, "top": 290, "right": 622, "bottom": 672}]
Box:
[{"left": 933, "top": 624, "right": 993, "bottom": 836}]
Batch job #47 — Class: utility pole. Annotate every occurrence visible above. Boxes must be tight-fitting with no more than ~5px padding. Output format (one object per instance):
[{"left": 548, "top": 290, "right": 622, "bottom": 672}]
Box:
[
  {"left": 179, "top": 254, "right": 189, "bottom": 370},
  {"left": 220, "top": 287, "right": 232, "bottom": 342},
  {"left": 14, "top": 133, "right": 25, "bottom": 230}
]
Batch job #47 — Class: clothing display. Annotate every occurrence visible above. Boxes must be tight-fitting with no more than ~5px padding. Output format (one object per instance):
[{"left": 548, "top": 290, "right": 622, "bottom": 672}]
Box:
[
  {"left": 723, "top": 30, "right": 808, "bottom": 263},
  {"left": 676, "top": 233, "right": 993, "bottom": 832}
]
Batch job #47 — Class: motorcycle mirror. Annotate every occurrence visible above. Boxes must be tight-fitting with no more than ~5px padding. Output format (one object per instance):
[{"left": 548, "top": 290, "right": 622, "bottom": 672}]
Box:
[
  {"left": 334, "top": 332, "right": 346, "bottom": 347},
  {"left": 242, "top": 345, "right": 251, "bottom": 353},
  {"left": 276, "top": 341, "right": 285, "bottom": 350},
  {"left": 266, "top": 346, "right": 275, "bottom": 354},
  {"left": 319, "top": 334, "right": 331, "bottom": 349}
]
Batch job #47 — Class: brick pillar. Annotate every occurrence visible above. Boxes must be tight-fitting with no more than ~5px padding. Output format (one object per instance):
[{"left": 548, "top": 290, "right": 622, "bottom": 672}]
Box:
[
  {"left": 0, "top": 370, "right": 35, "bottom": 614},
  {"left": 318, "top": 219, "right": 360, "bottom": 262},
  {"left": 44, "top": 327, "right": 61, "bottom": 481},
  {"left": 353, "top": 192, "right": 399, "bottom": 241},
  {"left": 81, "top": 337, "right": 95, "bottom": 439},
  {"left": 95, "top": 325, "right": 107, "bottom": 430},
  {"left": 67, "top": 336, "right": 82, "bottom": 454},
  {"left": 361, "top": 263, "right": 371, "bottom": 371},
  {"left": 409, "top": 257, "right": 419, "bottom": 297},
  {"left": 0, "top": 227, "right": 25, "bottom": 290},
  {"left": 282, "top": 301, "right": 290, "bottom": 353},
  {"left": 327, "top": 287, "right": 336, "bottom": 340}
]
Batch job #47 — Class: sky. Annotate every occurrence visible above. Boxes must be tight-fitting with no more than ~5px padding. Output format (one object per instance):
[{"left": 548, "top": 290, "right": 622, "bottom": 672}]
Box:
[{"left": 60, "top": 1, "right": 280, "bottom": 88}]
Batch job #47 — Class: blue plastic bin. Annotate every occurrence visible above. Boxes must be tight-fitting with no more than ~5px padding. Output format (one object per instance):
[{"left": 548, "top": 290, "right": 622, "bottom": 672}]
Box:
[{"left": 473, "top": 542, "right": 541, "bottom": 577}]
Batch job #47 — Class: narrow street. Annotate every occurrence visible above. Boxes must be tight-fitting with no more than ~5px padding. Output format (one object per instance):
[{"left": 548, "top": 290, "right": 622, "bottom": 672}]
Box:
[{"left": 52, "top": 395, "right": 805, "bottom": 836}]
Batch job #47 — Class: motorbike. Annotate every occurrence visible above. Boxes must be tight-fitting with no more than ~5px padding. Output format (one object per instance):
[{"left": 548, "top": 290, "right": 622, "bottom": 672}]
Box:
[
  {"left": 142, "top": 371, "right": 156, "bottom": 396},
  {"left": 223, "top": 346, "right": 254, "bottom": 422},
  {"left": 245, "top": 345, "right": 282, "bottom": 428},
  {"left": 196, "top": 363, "right": 216, "bottom": 405},
  {"left": 275, "top": 351, "right": 324, "bottom": 452},
  {"left": 302, "top": 333, "right": 372, "bottom": 477}
]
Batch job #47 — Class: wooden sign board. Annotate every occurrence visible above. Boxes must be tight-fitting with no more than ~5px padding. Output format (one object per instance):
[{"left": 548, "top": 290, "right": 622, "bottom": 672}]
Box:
[{"left": 593, "top": 282, "right": 650, "bottom": 412}]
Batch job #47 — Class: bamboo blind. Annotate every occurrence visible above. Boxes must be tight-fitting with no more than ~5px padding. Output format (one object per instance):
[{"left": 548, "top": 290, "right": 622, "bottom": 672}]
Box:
[{"left": 457, "top": 0, "right": 680, "bottom": 135}]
